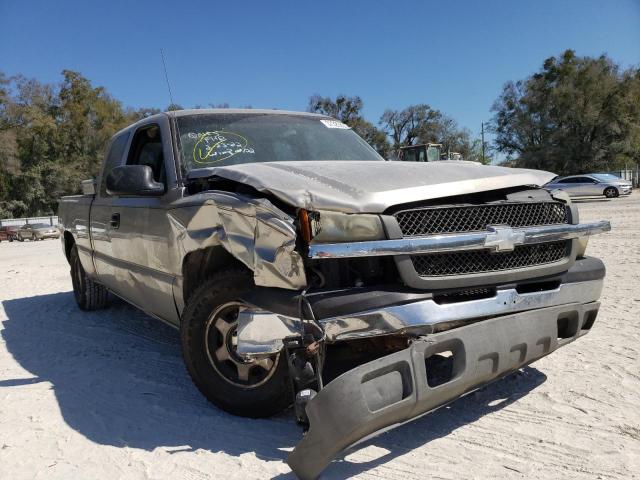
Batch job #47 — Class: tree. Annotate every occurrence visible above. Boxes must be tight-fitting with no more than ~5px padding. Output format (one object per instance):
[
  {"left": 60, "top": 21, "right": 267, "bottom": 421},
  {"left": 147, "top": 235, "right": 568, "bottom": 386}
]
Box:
[
  {"left": 379, "top": 105, "right": 476, "bottom": 160},
  {"left": 491, "top": 50, "right": 640, "bottom": 173},
  {"left": 307, "top": 94, "right": 391, "bottom": 157},
  {"left": 420, "top": 114, "right": 475, "bottom": 160},
  {"left": 0, "top": 70, "right": 152, "bottom": 217},
  {"left": 308, "top": 94, "right": 365, "bottom": 124},
  {"left": 379, "top": 104, "right": 440, "bottom": 154},
  {"left": 466, "top": 138, "right": 493, "bottom": 165}
]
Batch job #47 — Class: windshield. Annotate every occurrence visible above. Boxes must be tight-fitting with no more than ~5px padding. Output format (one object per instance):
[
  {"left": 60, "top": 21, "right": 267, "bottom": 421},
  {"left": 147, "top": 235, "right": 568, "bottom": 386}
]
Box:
[
  {"left": 175, "top": 113, "right": 384, "bottom": 171},
  {"left": 593, "top": 174, "right": 621, "bottom": 182}
]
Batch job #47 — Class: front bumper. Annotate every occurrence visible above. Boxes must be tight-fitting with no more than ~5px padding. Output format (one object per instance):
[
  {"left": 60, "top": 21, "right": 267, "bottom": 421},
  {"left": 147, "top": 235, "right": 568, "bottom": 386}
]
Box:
[
  {"left": 287, "top": 301, "right": 600, "bottom": 480},
  {"left": 237, "top": 257, "right": 605, "bottom": 355},
  {"left": 40, "top": 232, "right": 60, "bottom": 239}
]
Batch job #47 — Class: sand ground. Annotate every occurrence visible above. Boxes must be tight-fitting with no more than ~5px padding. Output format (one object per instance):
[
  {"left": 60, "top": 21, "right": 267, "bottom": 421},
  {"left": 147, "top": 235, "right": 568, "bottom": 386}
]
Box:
[{"left": 0, "top": 193, "right": 638, "bottom": 479}]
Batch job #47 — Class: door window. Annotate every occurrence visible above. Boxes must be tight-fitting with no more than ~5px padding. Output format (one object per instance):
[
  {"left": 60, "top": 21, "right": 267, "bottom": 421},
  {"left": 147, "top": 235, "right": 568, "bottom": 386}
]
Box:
[
  {"left": 127, "top": 125, "right": 166, "bottom": 186},
  {"left": 402, "top": 149, "right": 416, "bottom": 162},
  {"left": 572, "top": 177, "right": 595, "bottom": 184}
]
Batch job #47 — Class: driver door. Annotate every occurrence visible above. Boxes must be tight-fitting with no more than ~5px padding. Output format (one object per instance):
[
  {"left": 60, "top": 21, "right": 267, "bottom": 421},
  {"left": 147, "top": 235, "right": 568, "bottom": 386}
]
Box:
[{"left": 108, "top": 118, "right": 181, "bottom": 324}]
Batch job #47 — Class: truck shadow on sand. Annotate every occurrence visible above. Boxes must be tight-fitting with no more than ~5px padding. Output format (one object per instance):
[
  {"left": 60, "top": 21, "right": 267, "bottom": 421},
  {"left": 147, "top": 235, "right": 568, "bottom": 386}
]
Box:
[{"left": 1, "top": 292, "right": 546, "bottom": 479}]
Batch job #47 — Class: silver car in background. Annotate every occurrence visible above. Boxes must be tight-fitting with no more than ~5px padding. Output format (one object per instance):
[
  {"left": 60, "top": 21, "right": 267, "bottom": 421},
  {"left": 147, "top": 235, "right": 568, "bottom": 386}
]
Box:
[
  {"left": 545, "top": 173, "right": 632, "bottom": 198},
  {"left": 16, "top": 223, "right": 60, "bottom": 241}
]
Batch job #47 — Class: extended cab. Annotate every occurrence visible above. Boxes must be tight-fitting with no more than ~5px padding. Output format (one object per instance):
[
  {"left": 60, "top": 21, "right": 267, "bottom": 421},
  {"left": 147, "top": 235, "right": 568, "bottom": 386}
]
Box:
[{"left": 59, "top": 109, "right": 610, "bottom": 479}]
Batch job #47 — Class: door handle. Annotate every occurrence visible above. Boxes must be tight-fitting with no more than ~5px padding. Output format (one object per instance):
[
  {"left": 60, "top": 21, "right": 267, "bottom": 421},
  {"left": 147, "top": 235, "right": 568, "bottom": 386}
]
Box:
[{"left": 110, "top": 213, "right": 120, "bottom": 229}]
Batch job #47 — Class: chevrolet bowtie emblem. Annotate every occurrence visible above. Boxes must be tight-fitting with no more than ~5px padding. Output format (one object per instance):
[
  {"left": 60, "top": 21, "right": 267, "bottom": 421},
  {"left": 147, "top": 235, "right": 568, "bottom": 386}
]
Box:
[{"left": 484, "top": 225, "right": 525, "bottom": 252}]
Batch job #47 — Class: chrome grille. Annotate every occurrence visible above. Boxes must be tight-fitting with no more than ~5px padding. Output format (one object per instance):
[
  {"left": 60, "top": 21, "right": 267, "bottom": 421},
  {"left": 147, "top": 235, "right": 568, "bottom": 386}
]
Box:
[
  {"left": 395, "top": 202, "right": 569, "bottom": 237},
  {"left": 411, "top": 241, "right": 569, "bottom": 277}
]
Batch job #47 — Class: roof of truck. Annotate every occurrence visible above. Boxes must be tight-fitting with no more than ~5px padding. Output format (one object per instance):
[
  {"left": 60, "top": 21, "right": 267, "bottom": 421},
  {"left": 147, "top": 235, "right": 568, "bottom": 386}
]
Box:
[
  {"left": 165, "top": 108, "right": 326, "bottom": 117},
  {"left": 113, "top": 108, "right": 329, "bottom": 138}
]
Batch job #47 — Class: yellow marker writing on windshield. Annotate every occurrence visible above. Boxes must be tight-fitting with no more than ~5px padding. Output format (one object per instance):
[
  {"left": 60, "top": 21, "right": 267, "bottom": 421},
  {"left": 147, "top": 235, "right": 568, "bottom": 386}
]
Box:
[{"left": 193, "top": 131, "right": 251, "bottom": 164}]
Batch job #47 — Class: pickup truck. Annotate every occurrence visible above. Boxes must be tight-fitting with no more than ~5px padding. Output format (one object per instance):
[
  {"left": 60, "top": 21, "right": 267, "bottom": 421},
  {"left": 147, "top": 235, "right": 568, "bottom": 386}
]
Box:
[{"left": 59, "top": 109, "right": 610, "bottom": 479}]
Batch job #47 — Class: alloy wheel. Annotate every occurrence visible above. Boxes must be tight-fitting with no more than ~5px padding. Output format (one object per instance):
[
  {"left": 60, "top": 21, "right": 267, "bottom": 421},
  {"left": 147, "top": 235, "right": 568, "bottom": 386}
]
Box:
[{"left": 204, "top": 301, "right": 279, "bottom": 389}]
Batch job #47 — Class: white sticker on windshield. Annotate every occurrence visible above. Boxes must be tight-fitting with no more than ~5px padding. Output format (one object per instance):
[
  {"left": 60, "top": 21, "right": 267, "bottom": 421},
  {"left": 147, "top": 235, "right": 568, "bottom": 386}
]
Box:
[{"left": 320, "top": 119, "right": 350, "bottom": 129}]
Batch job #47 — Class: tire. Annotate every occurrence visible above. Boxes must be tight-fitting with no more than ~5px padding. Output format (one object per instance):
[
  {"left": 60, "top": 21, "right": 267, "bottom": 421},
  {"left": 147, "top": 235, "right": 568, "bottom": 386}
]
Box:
[
  {"left": 18, "top": 234, "right": 24, "bottom": 242},
  {"left": 31, "top": 233, "right": 36, "bottom": 241},
  {"left": 70, "top": 244, "right": 109, "bottom": 310},
  {"left": 604, "top": 187, "right": 619, "bottom": 198},
  {"left": 181, "top": 269, "right": 291, "bottom": 418}
]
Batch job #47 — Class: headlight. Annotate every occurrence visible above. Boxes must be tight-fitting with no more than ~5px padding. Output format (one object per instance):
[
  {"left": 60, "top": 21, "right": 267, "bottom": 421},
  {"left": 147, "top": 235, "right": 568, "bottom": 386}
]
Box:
[
  {"left": 299, "top": 210, "right": 386, "bottom": 243},
  {"left": 576, "top": 237, "right": 589, "bottom": 258},
  {"left": 550, "top": 189, "right": 571, "bottom": 203}
]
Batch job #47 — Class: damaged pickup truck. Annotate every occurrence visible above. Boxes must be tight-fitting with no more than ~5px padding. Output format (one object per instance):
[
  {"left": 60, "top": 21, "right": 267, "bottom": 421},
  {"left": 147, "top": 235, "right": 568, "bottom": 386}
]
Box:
[{"left": 59, "top": 109, "right": 610, "bottom": 479}]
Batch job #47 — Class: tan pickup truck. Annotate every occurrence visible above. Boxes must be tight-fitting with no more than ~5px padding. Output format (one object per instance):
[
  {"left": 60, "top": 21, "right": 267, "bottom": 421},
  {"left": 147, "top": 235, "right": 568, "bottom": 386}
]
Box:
[{"left": 58, "top": 109, "right": 610, "bottom": 479}]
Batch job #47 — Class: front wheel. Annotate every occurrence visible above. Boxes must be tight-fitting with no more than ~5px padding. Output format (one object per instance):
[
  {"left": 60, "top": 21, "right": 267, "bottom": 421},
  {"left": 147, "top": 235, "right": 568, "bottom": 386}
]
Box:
[
  {"left": 180, "top": 270, "right": 291, "bottom": 418},
  {"left": 604, "top": 187, "right": 619, "bottom": 198}
]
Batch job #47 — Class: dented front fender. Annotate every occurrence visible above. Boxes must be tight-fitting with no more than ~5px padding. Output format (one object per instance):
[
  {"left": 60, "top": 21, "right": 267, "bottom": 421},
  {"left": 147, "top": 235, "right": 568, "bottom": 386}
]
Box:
[{"left": 168, "top": 191, "right": 307, "bottom": 291}]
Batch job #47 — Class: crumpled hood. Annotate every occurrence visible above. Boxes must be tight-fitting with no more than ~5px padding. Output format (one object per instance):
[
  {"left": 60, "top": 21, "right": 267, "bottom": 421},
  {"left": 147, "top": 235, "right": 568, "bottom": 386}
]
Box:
[{"left": 188, "top": 161, "right": 556, "bottom": 213}]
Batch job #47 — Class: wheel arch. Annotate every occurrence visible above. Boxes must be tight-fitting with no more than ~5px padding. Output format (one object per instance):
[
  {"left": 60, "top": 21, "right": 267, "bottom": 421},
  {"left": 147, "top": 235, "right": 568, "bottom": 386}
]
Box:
[
  {"left": 63, "top": 231, "right": 76, "bottom": 263},
  {"left": 181, "top": 246, "right": 249, "bottom": 305}
]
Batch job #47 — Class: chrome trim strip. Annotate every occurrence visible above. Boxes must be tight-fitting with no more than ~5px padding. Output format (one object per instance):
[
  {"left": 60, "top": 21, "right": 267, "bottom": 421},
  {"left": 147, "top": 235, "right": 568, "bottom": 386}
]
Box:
[
  {"left": 321, "top": 279, "right": 603, "bottom": 342},
  {"left": 307, "top": 220, "right": 611, "bottom": 259}
]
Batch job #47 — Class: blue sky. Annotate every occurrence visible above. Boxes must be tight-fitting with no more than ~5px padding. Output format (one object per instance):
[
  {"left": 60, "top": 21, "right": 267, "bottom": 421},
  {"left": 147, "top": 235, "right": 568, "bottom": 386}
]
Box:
[{"left": 1, "top": 0, "right": 639, "bottom": 138}]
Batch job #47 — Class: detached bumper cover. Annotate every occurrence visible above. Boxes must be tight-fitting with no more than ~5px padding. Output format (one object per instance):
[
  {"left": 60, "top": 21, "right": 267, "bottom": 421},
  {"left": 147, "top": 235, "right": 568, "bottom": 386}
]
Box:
[{"left": 287, "top": 301, "right": 600, "bottom": 480}]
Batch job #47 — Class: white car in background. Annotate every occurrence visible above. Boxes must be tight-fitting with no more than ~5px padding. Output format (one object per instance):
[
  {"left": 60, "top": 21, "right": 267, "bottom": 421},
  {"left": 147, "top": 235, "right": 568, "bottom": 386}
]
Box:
[{"left": 545, "top": 173, "right": 632, "bottom": 198}]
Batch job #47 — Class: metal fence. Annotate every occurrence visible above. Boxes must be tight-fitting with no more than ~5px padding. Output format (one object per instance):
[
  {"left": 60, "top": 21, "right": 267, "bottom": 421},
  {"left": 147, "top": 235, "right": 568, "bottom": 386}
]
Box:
[
  {"left": 0, "top": 216, "right": 59, "bottom": 228},
  {"left": 609, "top": 168, "right": 640, "bottom": 188}
]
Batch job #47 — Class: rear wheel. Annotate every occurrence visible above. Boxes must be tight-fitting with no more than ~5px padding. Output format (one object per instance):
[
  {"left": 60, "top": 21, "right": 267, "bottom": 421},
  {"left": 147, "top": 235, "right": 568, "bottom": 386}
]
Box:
[
  {"left": 70, "top": 244, "right": 109, "bottom": 310},
  {"left": 604, "top": 187, "right": 619, "bottom": 198},
  {"left": 180, "top": 270, "right": 291, "bottom": 418}
]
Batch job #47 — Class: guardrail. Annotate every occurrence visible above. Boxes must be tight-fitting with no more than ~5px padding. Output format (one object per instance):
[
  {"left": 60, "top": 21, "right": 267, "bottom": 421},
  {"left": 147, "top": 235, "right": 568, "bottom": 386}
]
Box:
[{"left": 0, "top": 216, "right": 59, "bottom": 227}]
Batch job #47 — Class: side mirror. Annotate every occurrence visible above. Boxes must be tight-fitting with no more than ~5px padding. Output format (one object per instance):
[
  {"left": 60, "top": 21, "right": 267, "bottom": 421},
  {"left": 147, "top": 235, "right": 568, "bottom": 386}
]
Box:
[{"left": 106, "top": 165, "right": 164, "bottom": 196}]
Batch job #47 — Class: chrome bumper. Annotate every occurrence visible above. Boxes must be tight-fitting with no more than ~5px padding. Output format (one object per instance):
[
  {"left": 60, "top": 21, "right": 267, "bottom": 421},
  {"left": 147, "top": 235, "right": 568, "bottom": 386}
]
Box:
[
  {"left": 307, "top": 220, "right": 610, "bottom": 259},
  {"left": 40, "top": 232, "right": 60, "bottom": 239},
  {"left": 237, "top": 278, "right": 603, "bottom": 356},
  {"left": 321, "top": 278, "right": 603, "bottom": 341}
]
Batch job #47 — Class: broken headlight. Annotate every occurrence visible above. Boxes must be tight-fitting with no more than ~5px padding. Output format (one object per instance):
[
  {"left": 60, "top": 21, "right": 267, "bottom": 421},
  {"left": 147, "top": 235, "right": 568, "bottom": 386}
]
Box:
[{"left": 299, "top": 210, "right": 386, "bottom": 243}]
